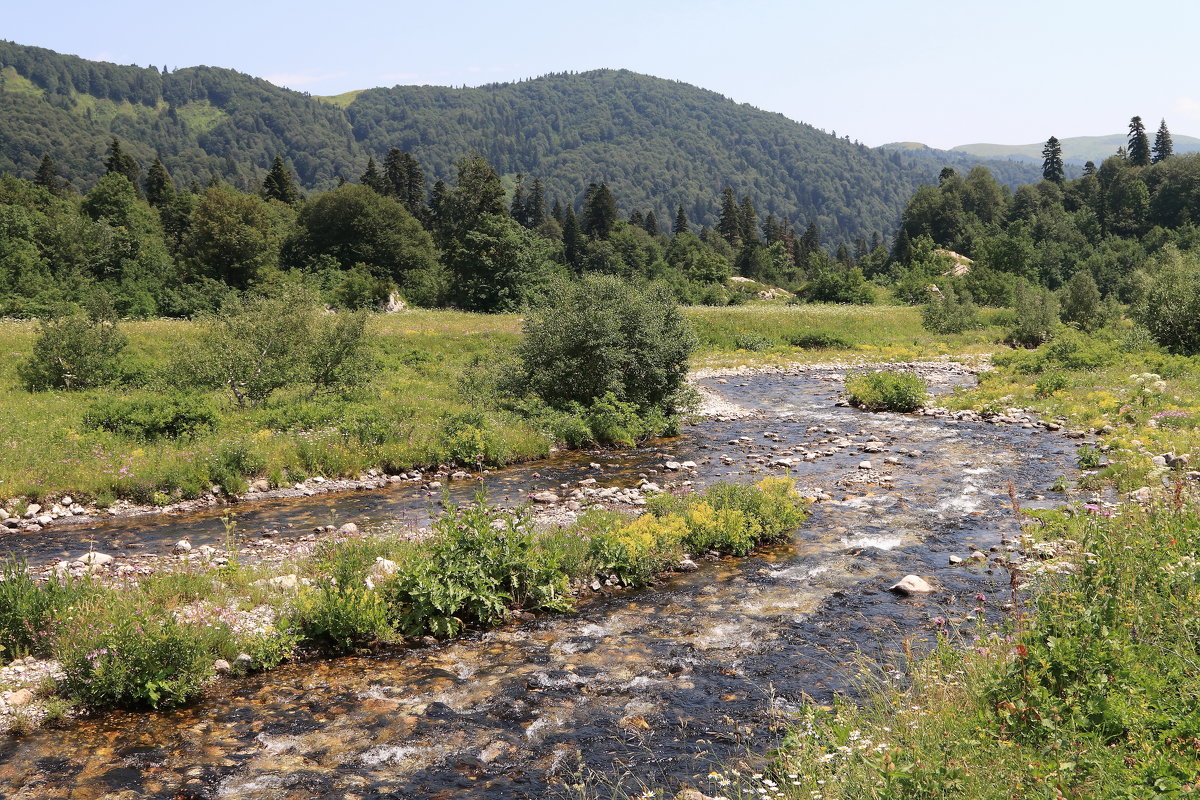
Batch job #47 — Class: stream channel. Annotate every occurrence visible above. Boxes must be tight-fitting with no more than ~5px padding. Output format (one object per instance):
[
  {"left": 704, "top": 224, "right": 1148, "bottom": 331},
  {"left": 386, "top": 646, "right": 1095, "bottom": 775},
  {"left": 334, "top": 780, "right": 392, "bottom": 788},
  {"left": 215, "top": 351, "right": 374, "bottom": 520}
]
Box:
[{"left": 0, "top": 368, "right": 1079, "bottom": 799}]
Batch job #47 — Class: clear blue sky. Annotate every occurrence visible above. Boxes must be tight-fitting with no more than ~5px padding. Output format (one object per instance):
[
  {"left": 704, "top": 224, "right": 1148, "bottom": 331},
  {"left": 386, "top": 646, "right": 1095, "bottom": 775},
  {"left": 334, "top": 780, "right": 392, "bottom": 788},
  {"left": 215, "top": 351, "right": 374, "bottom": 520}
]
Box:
[{"left": 7, "top": 0, "right": 1200, "bottom": 149}]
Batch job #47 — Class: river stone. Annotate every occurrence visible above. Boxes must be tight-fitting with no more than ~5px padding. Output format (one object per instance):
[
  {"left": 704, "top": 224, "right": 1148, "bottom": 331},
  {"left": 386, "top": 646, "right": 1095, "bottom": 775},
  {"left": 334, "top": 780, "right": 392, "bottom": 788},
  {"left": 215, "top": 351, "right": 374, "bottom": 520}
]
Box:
[
  {"left": 266, "top": 574, "right": 301, "bottom": 591},
  {"left": 212, "top": 659, "right": 232, "bottom": 675},
  {"left": 664, "top": 461, "right": 683, "bottom": 471},
  {"left": 858, "top": 460, "right": 872, "bottom": 470},
  {"left": 337, "top": 522, "right": 359, "bottom": 535},
  {"left": 369, "top": 558, "right": 399, "bottom": 581},
  {"left": 76, "top": 551, "right": 113, "bottom": 567},
  {"left": 890, "top": 575, "right": 934, "bottom": 595},
  {"left": 677, "top": 558, "right": 699, "bottom": 572},
  {"left": 235, "top": 653, "right": 254, "bottom": 670},
  {"left": 250, "top": 479, "right": 270, "bottom": 492},
  {"left": 6, "top": 688, "right": 33, "bottom": 707},
  {"left": 863, "top": 441, "right": 885, "bottom": 452},
  {"left": 531, "top": 491, "right": 559, "bottom": 504},
  {"left": 172, "top": 539, "right": 192, "bottom": 554},
  {"left": 22, "top": 504, "right": 41, "bottom": 519}
]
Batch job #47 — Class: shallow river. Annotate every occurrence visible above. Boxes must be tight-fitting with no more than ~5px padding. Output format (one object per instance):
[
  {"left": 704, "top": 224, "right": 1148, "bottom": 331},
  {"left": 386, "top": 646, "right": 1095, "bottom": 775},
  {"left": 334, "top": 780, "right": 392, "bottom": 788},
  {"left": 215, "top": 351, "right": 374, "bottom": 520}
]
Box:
[{"left": 0, "top": 370, "right": 1078, "bottom": 799}]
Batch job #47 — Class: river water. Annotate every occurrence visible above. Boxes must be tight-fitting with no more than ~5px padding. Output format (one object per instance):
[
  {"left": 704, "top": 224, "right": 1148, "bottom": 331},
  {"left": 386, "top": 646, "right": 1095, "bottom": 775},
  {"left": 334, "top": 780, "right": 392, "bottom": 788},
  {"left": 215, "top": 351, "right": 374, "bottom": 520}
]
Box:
[{"left": 0, "top": 370, "right": 1078, "bottom": 799}]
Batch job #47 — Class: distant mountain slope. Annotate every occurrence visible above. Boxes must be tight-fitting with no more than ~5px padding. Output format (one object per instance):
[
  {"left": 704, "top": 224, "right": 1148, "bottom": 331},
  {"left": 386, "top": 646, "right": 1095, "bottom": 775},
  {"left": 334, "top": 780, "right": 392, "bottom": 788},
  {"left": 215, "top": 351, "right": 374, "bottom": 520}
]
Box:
[
  {"left": 0, "top": 40, "right": 1045, "bottom": 241},
  {"left": 950, "top": 133, "right": 1200, "bottom": 164}
]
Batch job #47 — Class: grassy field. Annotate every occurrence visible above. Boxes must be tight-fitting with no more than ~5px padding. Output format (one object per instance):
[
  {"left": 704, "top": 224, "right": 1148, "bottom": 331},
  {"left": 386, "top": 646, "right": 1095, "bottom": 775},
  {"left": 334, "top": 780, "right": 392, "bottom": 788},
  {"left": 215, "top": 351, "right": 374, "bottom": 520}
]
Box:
[{"left": 0, "top": 303, "right": 1004, "bottom": 506}]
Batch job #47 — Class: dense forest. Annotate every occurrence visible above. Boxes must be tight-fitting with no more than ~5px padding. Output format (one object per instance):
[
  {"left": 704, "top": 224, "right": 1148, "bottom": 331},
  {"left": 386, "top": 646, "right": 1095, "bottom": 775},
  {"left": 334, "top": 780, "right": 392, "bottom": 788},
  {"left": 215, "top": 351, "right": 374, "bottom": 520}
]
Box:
[{"left": 0, "top": 40, "right": 1045, "bottom": 244}]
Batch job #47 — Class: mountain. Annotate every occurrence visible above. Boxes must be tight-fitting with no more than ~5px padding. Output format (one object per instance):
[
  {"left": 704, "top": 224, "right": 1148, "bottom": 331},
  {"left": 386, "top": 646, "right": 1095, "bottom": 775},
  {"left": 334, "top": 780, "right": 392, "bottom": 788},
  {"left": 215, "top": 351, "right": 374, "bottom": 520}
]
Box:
[
  {"left": 0, "top": 40, "right": 1045, "bottom": 242},
  {"left": 949, "top": 134, "right": 1200, "bottom": 165}
]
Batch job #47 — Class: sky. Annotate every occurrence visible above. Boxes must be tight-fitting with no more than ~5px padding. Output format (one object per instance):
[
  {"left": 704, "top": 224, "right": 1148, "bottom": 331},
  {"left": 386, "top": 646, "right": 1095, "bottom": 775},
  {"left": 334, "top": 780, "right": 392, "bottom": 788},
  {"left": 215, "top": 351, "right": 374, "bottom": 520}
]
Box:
[{"left": 6, "top": 0, "right": 1200, "bottom": 149}]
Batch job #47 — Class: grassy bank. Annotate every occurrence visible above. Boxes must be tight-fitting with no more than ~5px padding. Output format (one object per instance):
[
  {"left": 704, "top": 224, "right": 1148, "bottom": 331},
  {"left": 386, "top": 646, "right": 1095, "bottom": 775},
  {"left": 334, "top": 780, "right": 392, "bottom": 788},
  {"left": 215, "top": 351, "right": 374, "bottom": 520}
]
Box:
[
  {"left": 0, "top": 303, "right": 996, "bottom": 507},
  {"left": 0, "top": 478, "right": 806, "bottom": 727}
]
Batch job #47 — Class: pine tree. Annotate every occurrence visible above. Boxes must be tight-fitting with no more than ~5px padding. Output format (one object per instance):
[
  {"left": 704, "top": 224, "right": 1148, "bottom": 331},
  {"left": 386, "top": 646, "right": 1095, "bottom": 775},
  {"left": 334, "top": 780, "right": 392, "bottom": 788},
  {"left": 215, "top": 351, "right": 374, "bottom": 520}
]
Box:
[
  {"left": 1127, "top": 116, "right": 1151, "bottom": 167},
  {"left": 382, "top": 147, "right": 406, "bottom": 198},
  {"left": 801, "top": 222, "right": 821, "bottom": 254},
  {"left": 1153, "top": 119, "right": 1174, "bottom": 163},
  {"left": 261, "top": 155, "right": 299, "bottom": 204},
  {"left": 892, "top": 228, "right": 912, "bottom": 265},
  {"left": 562, "top": 207, "right": 582, "bottom": 270},
  {"left": 526, "top": 178, "right": 547, "bottom": 228},
  {"left": 401, "top": 153, "right": 425, "bottom": 216},
  {"left": 551, "top": 198, "right": 564, "bottom": 226},
  {"left": 510, "top": 174, "right": 529, "bottom": 225},
  {"left": 360, "top": 156, "right": 384, "bottom": 193},
  {"left": 738, "top": 196, "right": 758, "bottom": 246},
  {"left": 104, "top": 137, "right": 142, "bottom": 196},
  {"left": 1083, "top": 160, "right": 1097, "bottom": 176},
  {"left": 643, "top": 209, "right": 659, "bottom": 237},
  {"left": 581, "top": 182, "right": 618, "bottom": 239},
  {"left": 673, "top": 205, "right": 689, "bottom": 235},
  {"left": 717, "top": 187, "right": 741, "bottom": 245},
  {"left": 628, "top": 209, "right": 645, "bottom": 229},
  {"left": 34, "top": 153, "right": 61, "bottom": 194},
  {"left": 144, "top": 157, "right": 176, "bottom": 207},
  {"left": 1041, "top": 136, "right": 1065, "bottom": 183}
]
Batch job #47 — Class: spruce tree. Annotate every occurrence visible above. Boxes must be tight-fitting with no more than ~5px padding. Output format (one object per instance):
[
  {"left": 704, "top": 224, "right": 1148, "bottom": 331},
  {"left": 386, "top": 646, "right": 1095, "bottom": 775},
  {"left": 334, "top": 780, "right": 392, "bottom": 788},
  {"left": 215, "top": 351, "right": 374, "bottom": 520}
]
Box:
[
  {"left": 1127, "top": 116, "right": 1151, "bottom": 166},
  {"left": 738, "top": 195, "right": 758, "bottom": 246},
  {"left": 581, "top": 182, "right": 617, "bottom": 239},
  {"left": 34, "top": 153, "right": 61, "bottom": 194},
  {"left": 1041, "top": 136, "right": 1065, "bottom": 183},
  {"left": 1083, "top": 160, "right": 1097, "bottom": 176},
  {"left": 261, "top": 155, "right": 299, "bottom": 204},
  {"left": 104, "top": 137, "right": 142, "bottom": 196},
  {"left": 628, "top": 210, "right": 645, "bottom": 230},
  {"left": 551, "top": 198, "right": 564, "bottom": 226},
  {"left": 360, "top": 156, "right": 384, "bottom": 193},
  {"left": 382, "top": 147, "right": 406, "bottom": 198},
  {"left": 717, "top": 187, "right": 741, "bottom": 245},
  {"left": 144, "top": 157, "right": 176, "bottom": 207},
  {"left": 526, "top": 178, "right": 547, "bottom": 228},
  {"left": 510, "top": 174, "right": 529, "bottom": 225},
  {"left": 562, "top": 207, "right": 582, "bottom": 269},
  {"left": 643, "top": 209, "right": 659, "bottom": 237},
  {"left": 1153, "top": 119, "right": 1174, "bottom": 163},
  {"left": 673, "top": 205, "right": 689, "bottom": 235},
  {"left": 401, "top": 153, "right": 425, "bottom": 216}
]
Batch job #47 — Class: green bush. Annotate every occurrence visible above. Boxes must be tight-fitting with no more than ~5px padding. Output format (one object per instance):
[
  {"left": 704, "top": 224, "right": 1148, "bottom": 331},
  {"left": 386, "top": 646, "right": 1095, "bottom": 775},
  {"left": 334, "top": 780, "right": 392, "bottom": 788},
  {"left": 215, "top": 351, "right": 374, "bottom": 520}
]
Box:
[
  {"left": 799, "top": 266, "right": 876, "bottom": 305},
  {"left": 518, "top": 274, "right": 696, "bottom": 413},
  {"left": 1007, "top": 281, "right": 1059, "bottom": 348},
  {"left": 920, "top": 283, "right": 979, "bottom": 334},
  {"left": 845, "top": 370, "right": 928, "bottom": 412},
  {"left": 1133, "top": 247, "right": 1200, "bottom": 354},
  {"left": 382, "top": 500, "right": 574, "bottom": 638},
  {"left": 83, "top": 394, "right": 219, "bottom": 440},
  {"left": 17, "top": 304, "right": 127, "bottom": 391},
  {"left": 1034, "top": 371, "right": 1069, "bottom": 397},
  {"left": 0, "top": 559, "right": 89, "bottom": 659},
  {"left": 289, "top": 583, "right": 394, "bottom": 653},
  {"left": 733, "top": 332, "right": 775, "bottom": 351},
  {"left": 56, "top": 598, "right": 213, "bottom": 709},
  {"left": 785, "top": 330, "right": 854, "bottom": 349}
]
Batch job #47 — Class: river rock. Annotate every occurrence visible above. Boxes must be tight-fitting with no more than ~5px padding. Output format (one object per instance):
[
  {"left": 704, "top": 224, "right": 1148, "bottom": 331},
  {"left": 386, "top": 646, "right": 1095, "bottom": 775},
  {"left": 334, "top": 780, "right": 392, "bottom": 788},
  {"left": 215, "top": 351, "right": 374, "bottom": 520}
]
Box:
[
  {"left": 664, "top": 461, "right": 683, "bottom": 471},
  {"left": 212, "top": 659, "right": 232, "bottom": 675},
  {"left": 337, "top": 522, "right": 359, "bottom": 535},
  {"left": 863, "top": 441, "right": 885, "bottom": 452},
  {"left": 22, "top": 504, "right": 41, "bottom": 519},
  {"left": 172, "top": 539, "right": 192, "bottom": 554},
  {"left": 6, "top": 688, "right": 33, "bottom": 707},
  {"left": 265, "top": 574, "right": 301, "bottom": 591},
  {"left": 858, "top": 460, "right": 872, "bottom": 470},
  {"left": 677, "top": 558, "right": 699, "bottom": 572},
  {"left": 76, "top": 551, "right": 113, "bottom": 568},
  {"left": 531, "top": 491, "right": 559, "bottom": 504},
  {"left": 235, "top": 653, "right": 254, "bottom": 670},
  {"left": 890, "top": 575, "right": 933, "bottom": 595},
  {"left": 250, "top": 479, "right": 271, "bottom": 492},
  {"left": 368, "top": 558, "right": 399, "bottom": 581}
]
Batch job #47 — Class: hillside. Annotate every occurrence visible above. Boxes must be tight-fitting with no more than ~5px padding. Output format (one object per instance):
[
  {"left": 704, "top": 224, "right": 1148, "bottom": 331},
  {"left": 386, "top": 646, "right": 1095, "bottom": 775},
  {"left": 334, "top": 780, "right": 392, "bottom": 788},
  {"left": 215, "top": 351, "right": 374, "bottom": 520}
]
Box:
[
  {"left": 0, "top": 40, "right": 1044, "bottom": 241},
  {"left": 950, "top": 133, "right": 1200, "bottom": 164}
]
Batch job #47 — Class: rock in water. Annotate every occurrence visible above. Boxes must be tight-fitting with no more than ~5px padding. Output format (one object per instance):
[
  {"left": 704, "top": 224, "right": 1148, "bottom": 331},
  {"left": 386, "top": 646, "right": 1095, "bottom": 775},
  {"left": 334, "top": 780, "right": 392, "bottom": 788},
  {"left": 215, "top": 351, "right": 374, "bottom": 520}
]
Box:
[{"left": 890, "top": 575, "right": 934, "bottom": 595}]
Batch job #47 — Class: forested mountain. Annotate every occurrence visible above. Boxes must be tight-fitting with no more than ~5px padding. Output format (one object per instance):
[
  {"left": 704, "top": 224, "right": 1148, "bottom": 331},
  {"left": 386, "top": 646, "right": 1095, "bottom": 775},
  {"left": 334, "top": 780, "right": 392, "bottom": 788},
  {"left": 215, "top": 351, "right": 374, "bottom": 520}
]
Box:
[
  {"left": 948, "top": 134, "right": 1200, "bottom": 165},
  {"left": 0, "top": 40, "right": 1044, "bottom": 242}
]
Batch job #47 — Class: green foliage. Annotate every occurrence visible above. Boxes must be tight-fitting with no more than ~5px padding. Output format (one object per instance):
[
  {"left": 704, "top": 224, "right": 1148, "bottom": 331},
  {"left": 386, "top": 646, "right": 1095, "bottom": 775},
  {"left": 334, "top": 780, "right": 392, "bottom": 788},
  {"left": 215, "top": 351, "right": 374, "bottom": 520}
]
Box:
[
  {"left": 56, "top": 597, "right": 213, "bottom": 709},
  {"left": 1007, "top": 281, "right": 1060, "bottom": 348},
  {"left": 17, "top": 303, "right": 127, "bottom": 391},
  {"left": 845, "top": 370, "right": 928, "bottom": 412},
  {"left": 1034, "top": 371, "right": 1069, "bottom": 397},
  {"left": 785, "top": 330, "right": 855, "bottom": 349},
  {"left": 733, "top": 332, "right": 776, "bottom": 351},
  {"left": 920, "top": 283, "right": 979, "bottom": 334},
  {"left": 288, "top": 583, "right": 393, "bottom": 653},
  {"left": 0, "top": 559, "right": 88, "bottom": 659},
  {"left": 382, "top": 500, "right": 574, "bottom": 638},
  {"left": 518, "top": 274, "right": 695, "bottom": 412},
  {"left": 801, "top": 265, "right": 876, "bottom": 305},
  {"left": 1133, "top": 247, "right": 1200, "bottom": 354},
  {"left": 83, "top": 394, "right": 219, "bottom": 439}
]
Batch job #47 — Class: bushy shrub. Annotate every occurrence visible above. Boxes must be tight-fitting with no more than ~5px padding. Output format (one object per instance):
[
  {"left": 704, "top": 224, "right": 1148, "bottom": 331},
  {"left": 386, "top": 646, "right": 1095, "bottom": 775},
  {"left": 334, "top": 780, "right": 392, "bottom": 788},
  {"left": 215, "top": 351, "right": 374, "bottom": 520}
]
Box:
[
  {"left": 845, "top": 371, "right": 928, "bottom": 412},
  {"left": 733, "top": 332, "right": 775, "bottom": 351},
  {"left": 786, "top": 331, "right": 854, "bottom": 349},
  {"left": 681, "top": 502, "right": 760, "bottom": 556},
  {"left": 1007, "top": 281, "right": 1059, "bottom": 348},
  {"left": 288, "top": 583, "right": 393, "bottom": 653},
  {"left": 440, "top": 412, "right": 506, "bottom": 466},
  {"left": 0, "top": 559, "right": 88, "bottom": 659},
  {"left": 84, "top": 394, "right": 219, "bottom": 440},
  {"left": 56, "top": 598, "right": 213, "bottom": 709},
  {"left": 589, "top": 513, "right": 688, "bottom": 587},
  {"left": 1059, "top": 270, "right": 1107, "bottom": 332},
  {"left": 382, "top": 501, "right": 573, "bottom": 638},
  {"left": 1034, "top": 372, "right": 1069, "bottom": 397},
  {"left": 799, "top": 267, "right": 876, "bottom": 305},
  {"left": 518, "top": 274, "right": 696, "bottom": 413},
  {"left": 920, "top": 283, "right": 979, "bottom": 334},
  {"left": 704, "top": 476, "right": 808, "bottom": 541},
  {"left": 17, "top": 303, "right": 127, "bottom": 391},
  {"left": 1133, "top": 247, "right": 1200, "bottom": 354}
]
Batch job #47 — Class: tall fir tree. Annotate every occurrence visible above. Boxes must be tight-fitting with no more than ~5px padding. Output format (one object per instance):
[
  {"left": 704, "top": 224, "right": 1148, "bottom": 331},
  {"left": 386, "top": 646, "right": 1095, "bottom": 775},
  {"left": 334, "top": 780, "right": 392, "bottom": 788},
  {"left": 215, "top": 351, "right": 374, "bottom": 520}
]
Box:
[
  {"left": 562, "top": 207, "right": 582, "bottom": 270},
  {"left": 510, "top": 174, "right": 529, "bottom": 224},
  {"left": 1153, "top": 119, "right": 1174, "bottom": 163},
  {"left": 1127, "top": 116, "right": 1151, "bottom": 167},
  {"left": 360, "top": 156, "right": 384, "bottom": 193},
  {"left": 34, "top": 153, "right": 62, "bottom": 194},
  {"left": 628, "top": 209, "right": 645, "bottom": 230},
  {"left": 104, "top": 137, "right": 142, "bottom": 196},
  {"left": 717, "top": 187, "right": 741, "bottom": 245},
  {"left": 673, "top": 205, "right": 689, "bottom": 235},
  {"left": 1083, "top": 160, "right": 1097, "bottom": 175},
  {"left": 581, "top": 182, "right": 618, "bottom": 239},
  {"left": 144, "top": 157, "right": 176, "bottom": 207},
  {"left": 1041, "top": 136, "right": 1065, "bottom": 183},
  {"left": 261, "top": 155, "right": 299, "bottom": 204},
  {"left": 550, "top": 198, "right": 564, "bottom": 226},
  {"left": 526, "top": 178, "right": 547, "bottom": 228},
  {"left": 643, "top": 209, "right": 659, "bottom": 237},
  {"left": 738, "top": 195, "right": 759, "bottom": 246}
]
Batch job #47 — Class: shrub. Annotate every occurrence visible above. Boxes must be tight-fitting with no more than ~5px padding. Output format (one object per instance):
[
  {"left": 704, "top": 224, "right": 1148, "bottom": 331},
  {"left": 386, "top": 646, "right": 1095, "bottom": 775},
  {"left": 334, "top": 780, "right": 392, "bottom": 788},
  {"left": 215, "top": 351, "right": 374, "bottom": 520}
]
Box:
[
  {"left": 589, "top": 513, "right": 688, "bottom": 587},
  {"left": 1034, "top": 372, "right": 1069, "bottom": 397},
  {"left": 733, "top": 332, "right": 775, "bottom": 351},
  {"left": 83, "top": 394, "right": 219, "bottom": 440},
  {"left": 17, "top": 302, "right": 127, "bottom": 391},
  {"left": 786, "top": 331, "right": 854, "bottom": 349},
  {"left": 289, "top": 583, "right": 393, "bottom": 653},
  {"left": 845, "top": 371, "right": 928, "bottom": 412},
  {"left": 681, "top": 502, "right": 760, "bottom": 556},
  {"left": 1133, "top": 247, "right": 1200, "bottom": 354},
  {"left": 0, "top": 559, "right": 88, "bottom": 659},
  {"left": 518, "top": 274, "right": 696, "bottom": 413},
  {"left": 707, "top": 476, "right": 808, "bottom": 541},
  {"left": 382, "top": 500, "right": 573, "bottom": 638},
  {"left": 920, "top": 283, "right": 979, "bottom": 334},
  {"left": 56, "top": 598, "right": 213, "bottom": 709},
  {"left": 800, "top": 266, "right": 876, "bottom": 305},
  {"left": 1007, "top": 281, "right": 1059, "bottom": 347},
  {"left": 1059, "top": 270, "right": 1107, "bottom": 332}
]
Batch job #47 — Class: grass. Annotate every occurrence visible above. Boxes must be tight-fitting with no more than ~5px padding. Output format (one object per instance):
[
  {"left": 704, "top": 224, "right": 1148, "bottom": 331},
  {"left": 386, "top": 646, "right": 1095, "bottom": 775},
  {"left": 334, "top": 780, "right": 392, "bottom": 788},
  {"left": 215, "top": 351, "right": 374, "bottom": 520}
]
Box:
[
  {"left": 0, "top": 479, "right": 808, "bottom": 717},
  {"left": 0, "top": 303, "right": 992, "bottom": 506}
]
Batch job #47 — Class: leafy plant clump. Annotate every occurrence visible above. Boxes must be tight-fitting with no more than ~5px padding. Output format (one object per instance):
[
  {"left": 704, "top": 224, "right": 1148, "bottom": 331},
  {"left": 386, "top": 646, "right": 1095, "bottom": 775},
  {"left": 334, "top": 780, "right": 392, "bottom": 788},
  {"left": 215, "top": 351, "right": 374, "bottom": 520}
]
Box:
[
  {"left": 83, "top": 394, "right": 220, "bottom": 440},
  {"left": 845, "top": 370, "right": 928, "bottom": 412},
  {"left": 17, "top": 301, "right": 128, "bottom": 391}
]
